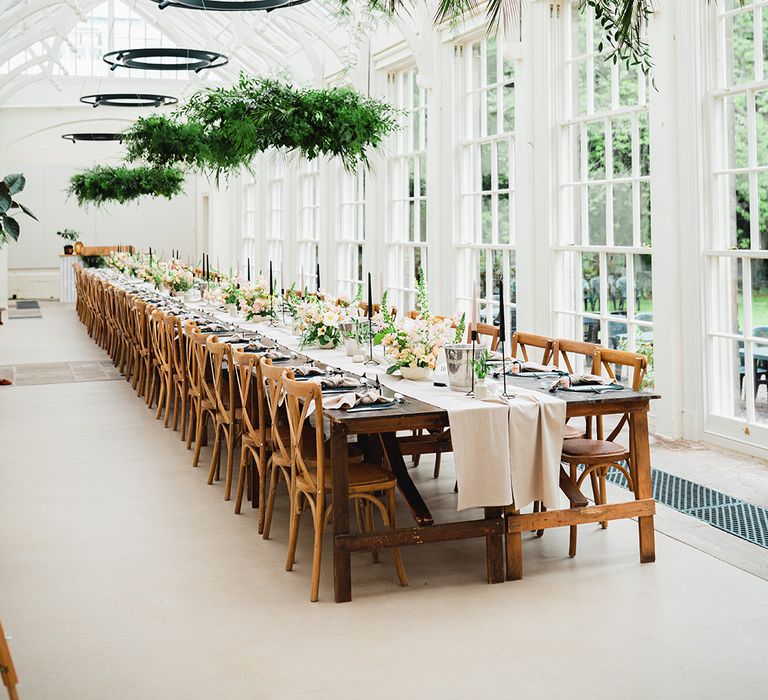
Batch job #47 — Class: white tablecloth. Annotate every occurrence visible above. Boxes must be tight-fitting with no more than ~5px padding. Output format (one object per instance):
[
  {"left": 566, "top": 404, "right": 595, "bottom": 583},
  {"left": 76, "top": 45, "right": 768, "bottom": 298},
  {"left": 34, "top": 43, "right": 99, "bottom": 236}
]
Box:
[{"left": 105, "top": 275, "right": 566, "bottom": 512}]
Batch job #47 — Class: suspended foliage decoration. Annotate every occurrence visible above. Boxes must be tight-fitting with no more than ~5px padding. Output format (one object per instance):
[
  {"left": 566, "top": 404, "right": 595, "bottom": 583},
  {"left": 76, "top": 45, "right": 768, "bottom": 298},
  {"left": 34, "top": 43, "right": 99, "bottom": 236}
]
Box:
[
  {"left": 67, "top": 165, "right": 186, "bottom": 207},
  {"left": 123, "top": 74, "right": 399, "bottom": 179}
]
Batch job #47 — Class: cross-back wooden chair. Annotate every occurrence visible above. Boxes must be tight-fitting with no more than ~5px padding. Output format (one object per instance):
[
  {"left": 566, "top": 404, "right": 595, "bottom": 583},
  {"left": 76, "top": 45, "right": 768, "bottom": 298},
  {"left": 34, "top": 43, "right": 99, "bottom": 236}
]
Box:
[
  {"left": 205, "top": 336, "right": 243, "bottom": 501},
  {"left": 468, "top": 322, "right": 501, "bottom": 351},
  {"left": 0, "top": 618, "right": 19, "bottom": 700},
  {"left": 359, "top": 302, "right": 397, "bottom": 319},
  {"left": 552, "top": 337, "right": 599, "bottom": 374},
  {"left": 232, "top": 349, "right": 268, "bottom": 521},
  {"left": 164, "top": 314, "right": 188, "bottom": 441},
  {"left": 188, "top": 329, "right": 218, "bottom": 469},
  {"left": 282, "top": 373, "right": 408, "bottom": 602},
  {"left": 260, "top": 359, "right": 295, "bottom": 539},
  {"left": 148, "top": 309, "right": 174, "bottom": 425},
  {"left": 132, "top": 300, "right": 152, "bottom": 398},
  {"left": 509, "top": 331, "right": 556, "bottom": 365},
  {"left": 561, "top": 346, "right": 648, "bottom": 557}
]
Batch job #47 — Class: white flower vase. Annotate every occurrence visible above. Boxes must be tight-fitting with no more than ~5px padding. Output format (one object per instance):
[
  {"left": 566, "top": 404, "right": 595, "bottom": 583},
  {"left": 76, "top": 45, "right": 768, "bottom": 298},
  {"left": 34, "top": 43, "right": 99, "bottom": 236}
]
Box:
[
  {"left": 318, "top": 340, "right": 336, "bottom": 350},
  {"left": 400, "top": 366, "right": 431, "bottom": 381},
  {"left": 291, "top": 317, "right": 302, "bottom": 335},
  {"left": 344, "top": 337, "right": 360, "bottom": 356},
  {"left": 225, "top": 303, "right": 238, "bottom": 317},
  {"left": 474, "top": 379, "right": 490, "bottom": 400}
]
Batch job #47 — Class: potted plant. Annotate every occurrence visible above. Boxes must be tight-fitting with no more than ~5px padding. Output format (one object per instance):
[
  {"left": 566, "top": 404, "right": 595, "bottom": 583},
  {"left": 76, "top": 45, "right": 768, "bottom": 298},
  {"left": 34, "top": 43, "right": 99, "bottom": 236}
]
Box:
[
  {"left": 1, "top": 173, "right": 37, "bottom": 246},
  {"left": 472, "top": 349, "right": 492, "bottom": 399},
  {"left": 56, "top": 229, "right": 79, "bottom": 254}
]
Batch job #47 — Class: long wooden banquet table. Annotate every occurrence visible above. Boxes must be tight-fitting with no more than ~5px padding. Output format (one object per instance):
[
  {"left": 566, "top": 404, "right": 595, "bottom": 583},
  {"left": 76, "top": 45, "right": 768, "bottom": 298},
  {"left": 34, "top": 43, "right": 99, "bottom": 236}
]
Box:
[{"left": 96, "top": 272, "right": 658, "bottom": 603}]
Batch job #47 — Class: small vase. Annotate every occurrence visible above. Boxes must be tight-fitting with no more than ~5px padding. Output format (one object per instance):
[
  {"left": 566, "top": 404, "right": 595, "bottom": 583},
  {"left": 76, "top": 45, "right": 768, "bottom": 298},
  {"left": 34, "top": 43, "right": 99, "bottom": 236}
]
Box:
[
  {"left": 291, "top": 317, "right": 302, "bottom": 335},
  {"left": 474, "top": 380, "right": 490, "bottom": 400},
  {"left": 318, "top": 340, "right": 336, "bottom": 350},
  {"left": 225, "top": 303, "right": 238, "bottom": 317},
  {"left": 400, "top": 366, "right": 431, "bottom": 381},
  {"left": 344, "top": 337, "right": 360, "bottom": 356}
]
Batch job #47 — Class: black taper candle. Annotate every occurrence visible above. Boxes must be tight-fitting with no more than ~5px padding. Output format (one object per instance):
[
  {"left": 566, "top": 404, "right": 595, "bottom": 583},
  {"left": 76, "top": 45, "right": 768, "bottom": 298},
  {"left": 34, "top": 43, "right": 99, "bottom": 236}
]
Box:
[
  {"left": 498, "top": 276, "right": 506, "bottom": 338},
  {"left": 149, "top": 247, "right": 152, "bottom": 263},
  {"left": 367, "top": 272, "right": 373, "bottom": 320},
  {"left": 247, "top": 257, "right": 251, "bottom": 283},
  {"left": 316, "top": 262, "right": 320, "bottom": 292},
  {"left": 269, "top": 260, "right": 273, "bottom": 296}
]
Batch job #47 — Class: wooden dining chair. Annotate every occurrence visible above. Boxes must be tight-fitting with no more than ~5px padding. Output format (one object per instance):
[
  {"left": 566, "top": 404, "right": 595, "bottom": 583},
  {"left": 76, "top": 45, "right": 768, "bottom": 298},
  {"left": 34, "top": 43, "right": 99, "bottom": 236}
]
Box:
[
  {"left": 188, "top": 330, "right": 218, "bottom": 469},
  {"left": 509, "top": 331, "right": 557, "bottom": 365},
  {"left": 165, "top": 314, "right": 188, "bottom": 441},
  {"left": 561, "top": 346, "right": 648, "bottom": 557},
  {"left": 232, "top": 349, "right": 267, "bottom": 520},
  {"left": 0, "top": 619, "right": 19, "bottom": 700},
  {"left": 132, "top": 300, "right": 152, "bottom": 399},
  {"left": 205, "top": 337, "right": 243, "bottom": 501},
  {"left": 468, "top": 322, "right": 500, "bottom": 351},
  {"left": 282, "top": 373, "right": 408, "bottom": 602},
  {"left": 359, "top": 302, "right": 397, "bottom": 319},
  {"left": 148, "top": 309, "right": 174, "bottom": 426}
]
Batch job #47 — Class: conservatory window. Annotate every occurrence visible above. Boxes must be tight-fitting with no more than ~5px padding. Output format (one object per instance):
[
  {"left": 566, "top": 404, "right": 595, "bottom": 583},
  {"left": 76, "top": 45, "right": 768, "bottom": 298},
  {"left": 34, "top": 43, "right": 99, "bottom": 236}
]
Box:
[
  {"left": 387, "top": 65, "right": 428, "bottom": 312},
  {"left": 336, "top": 170, "right": 366, "bottom": 300},
  {"left": 241, "top": 176, "right": 259, "bottom": 278},
  {"left": 708, "top": 0, "right": 768, "bottom": 428},
  {"left": 297, "top": 158, "right": 320, "bottom": 289},
  {"left": 455, "top": 35, "right": 517, "bottom": 338},
  {"left": 266, "top": 156, "right": 285, "bottom": 284},
  {"left": 555, "top": 2, "right": 653, "bottom": 376}
]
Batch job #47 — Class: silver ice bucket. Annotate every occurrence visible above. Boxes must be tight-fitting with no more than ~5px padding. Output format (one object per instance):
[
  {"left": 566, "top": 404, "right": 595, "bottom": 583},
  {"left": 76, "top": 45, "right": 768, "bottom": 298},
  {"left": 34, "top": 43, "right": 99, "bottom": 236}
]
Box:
[{"left": 444, "top": 343, "right": 485, "bottom": 392}]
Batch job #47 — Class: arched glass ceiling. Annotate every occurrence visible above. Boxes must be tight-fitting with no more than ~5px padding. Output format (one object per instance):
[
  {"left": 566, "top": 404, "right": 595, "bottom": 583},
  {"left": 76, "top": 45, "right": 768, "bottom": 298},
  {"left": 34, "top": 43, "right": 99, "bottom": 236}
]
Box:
[{"left": 0, "top": 0, "right": 349, "bottom": 103}]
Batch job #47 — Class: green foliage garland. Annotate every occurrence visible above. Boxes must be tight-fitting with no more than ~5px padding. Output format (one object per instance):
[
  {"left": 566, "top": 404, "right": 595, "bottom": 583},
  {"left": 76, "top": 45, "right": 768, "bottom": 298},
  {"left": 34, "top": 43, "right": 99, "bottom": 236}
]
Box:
[
  {"left": 67, "top": 166, "right": 186, "bottom": 207},
  {"left": 123, "top": 74, "right": 399, "bottom": 179}
]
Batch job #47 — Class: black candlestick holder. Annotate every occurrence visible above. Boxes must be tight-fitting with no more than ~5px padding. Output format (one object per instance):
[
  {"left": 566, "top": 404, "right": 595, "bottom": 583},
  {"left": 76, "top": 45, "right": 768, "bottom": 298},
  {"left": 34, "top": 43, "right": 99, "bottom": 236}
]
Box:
[
  {"left": 364, "top": 317, "right": 377, "bottom": 366},
  {"left": 500, "top": 338, "right": 513, "bottom": 399},
  {"left": 466, "top": 331, "right": 477, "bottom": 397}
]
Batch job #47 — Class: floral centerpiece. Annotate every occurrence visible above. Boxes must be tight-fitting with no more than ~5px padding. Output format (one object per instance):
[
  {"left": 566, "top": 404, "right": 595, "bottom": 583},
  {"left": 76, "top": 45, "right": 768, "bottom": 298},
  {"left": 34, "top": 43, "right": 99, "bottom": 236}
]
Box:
[
  {"left": 162, "top": 262, "right": 194, "bottom": 294},
  {"left": 298, "top": 296, "right": 351, "bottom": 349},
  {"left": 239, "top": 277, "right": 277, "bottom": 322},
  {"left": 380, "top": 315, "right": 456, "bottom": 379}
]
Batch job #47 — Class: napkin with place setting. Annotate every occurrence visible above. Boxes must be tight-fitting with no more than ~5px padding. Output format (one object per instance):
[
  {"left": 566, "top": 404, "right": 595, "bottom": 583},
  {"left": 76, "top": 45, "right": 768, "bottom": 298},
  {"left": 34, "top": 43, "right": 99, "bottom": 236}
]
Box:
[
  {"left": 322, "top": 389, "right": 394, "bottom": 411},
  {"left": 311, "top": 375, "right": 360, "bottom": 390},
  {"left": 292, "top": 365, "right": 326, "bottom": 377},
  {"left": 568, "top": 373, "right": 616, "bottom": 385}
]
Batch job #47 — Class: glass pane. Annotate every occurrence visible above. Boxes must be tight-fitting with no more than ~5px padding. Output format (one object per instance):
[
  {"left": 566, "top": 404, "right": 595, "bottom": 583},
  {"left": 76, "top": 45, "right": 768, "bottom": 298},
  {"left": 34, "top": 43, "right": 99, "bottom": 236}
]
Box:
[
  {"left": 588, "top": 184, "right": 607, "bottom": 245},
  {"left": 508, "top": 251, "right": 517, "bottom": 304},
  {"left": 619, "top": 64, "right": 638, "bottom": 107},
  {"left": 583, "top": 317, "right": 601, "bottom": 345},
  {"left": 594, "top": 58, "right": 612, "bottom": 112},
  {"left": 729, "top": 172, "right": 752, "bottom": 249},
  {"left": 757, "top": 90, "right": 768, "bottom": 166},
  {"left": 634, "top": 254, "right": 653, "bottom": 318},
  {"left": 419, "top": 200, "right": 427, "bottom": 242},
  {"left": 710, "top": 337, "right": 745, "bottom": 420},
  {"left": 481, "top": 195, "right": 492, "bottom": 244},
  {"left": 575, "top": 60, "right": 587, "bottom": 116},
  {"left": 607, "top": 253, "right": 628, "bottom": 315},
  {"left": 481, "top": 142, "right": 492, "bottom": 191},
  {"left": 498, "top": 193, "right": 510, "bottom": 244},
  {"left": 613, "top": 182, "right": 633, "bottom": 246},
  {"left": 408, "top": 158, "right": 415, "bottom": 198},
  {"left": 497, "top": 139, "right": 510, "bottom": 190},
  {"left": 472, "top": 43, "right": 482, "bottom": 91},
  {"left": 582, "top": 252, "right": 601, "bottom": 313},
  {"left": 640, "top": 180, "right": 652, "bottom": 247},
  {"left": 759, "top": 171, "right": 768, "bottom": 249},
  {"left": 587, "top": 121, "right": 606, "bottom": 180},
  {"left": 638, "top": 111, "right": 650, "bottom": 177},
  {"left": 486, "top": 37, "right": 497, "bottom": 84},
  {"left": 751, "top": 258, "right": 768, "bottom": 333},
  {"left": 612, "top": 117, "right": 632, "bottom": 178},
  {"left": 503, "top": 84, "right": 515, "bottom": 133},
  {"left": 419, "top": 153, "right": 427, "bottom": 196},
  {"left": 487, "top": 87, "right": 498, "bottom": 137},
  {"left": 729, "top": 11, "right": 755, "bottom": 85},
  {"left": 727, "top": 94, "right": 749, "bottom": 170}
]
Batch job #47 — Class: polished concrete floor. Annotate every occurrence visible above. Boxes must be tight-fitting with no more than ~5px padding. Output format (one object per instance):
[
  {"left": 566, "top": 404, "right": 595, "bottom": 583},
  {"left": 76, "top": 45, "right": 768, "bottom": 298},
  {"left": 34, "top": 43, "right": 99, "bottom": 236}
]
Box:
[{"left": 2, "top": 303, "right": 768, "bottom": 699}]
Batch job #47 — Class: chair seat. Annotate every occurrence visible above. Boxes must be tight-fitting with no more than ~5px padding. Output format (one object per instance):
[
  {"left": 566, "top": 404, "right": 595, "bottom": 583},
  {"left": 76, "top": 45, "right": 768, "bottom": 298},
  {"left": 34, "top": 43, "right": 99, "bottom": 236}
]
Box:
[
  {"left": 298, "top": 461, "right": 397, "bottom": 493},
  {"left": 563, "top": 424, "right": 585, "bottom": 440},
  {"left": 561, "top": 438, "right": 627, "bottom": 460}
]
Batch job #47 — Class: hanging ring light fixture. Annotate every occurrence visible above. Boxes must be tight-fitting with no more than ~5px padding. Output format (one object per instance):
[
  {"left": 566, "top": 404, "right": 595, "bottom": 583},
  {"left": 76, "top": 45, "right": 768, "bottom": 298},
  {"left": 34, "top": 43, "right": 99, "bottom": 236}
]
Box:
[
  {"left": 102, "top": 48, "right": 228, "bottom": 73},
  {"left": 61, "top": 133, "right": 124, "bottom": 143},
  {"left": 80, "top": 93, "right": 179, "bottom": 108},
  {"left": 148, "top": 0, "right": 309, "bottom": 11}
]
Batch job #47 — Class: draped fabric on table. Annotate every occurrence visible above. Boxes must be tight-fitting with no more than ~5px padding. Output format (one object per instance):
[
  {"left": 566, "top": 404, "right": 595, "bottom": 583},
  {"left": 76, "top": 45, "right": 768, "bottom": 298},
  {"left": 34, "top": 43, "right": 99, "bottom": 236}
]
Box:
[{"left": 102, "top": 272, "right": 567, "bottom": 512}]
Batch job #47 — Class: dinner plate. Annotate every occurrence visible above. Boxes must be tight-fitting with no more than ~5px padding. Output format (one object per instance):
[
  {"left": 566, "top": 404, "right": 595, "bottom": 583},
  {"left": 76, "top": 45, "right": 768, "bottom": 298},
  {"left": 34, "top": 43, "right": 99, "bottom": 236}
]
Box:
[{"left": 345, "top": 400, "right": 396, "bottom": 412}]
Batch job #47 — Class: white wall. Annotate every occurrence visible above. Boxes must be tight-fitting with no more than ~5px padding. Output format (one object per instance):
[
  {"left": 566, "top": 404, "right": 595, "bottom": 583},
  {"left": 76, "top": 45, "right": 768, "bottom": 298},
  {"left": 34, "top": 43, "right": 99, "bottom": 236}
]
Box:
[{"left": 0, "top": 105, "right": 197, "bottom": 299}]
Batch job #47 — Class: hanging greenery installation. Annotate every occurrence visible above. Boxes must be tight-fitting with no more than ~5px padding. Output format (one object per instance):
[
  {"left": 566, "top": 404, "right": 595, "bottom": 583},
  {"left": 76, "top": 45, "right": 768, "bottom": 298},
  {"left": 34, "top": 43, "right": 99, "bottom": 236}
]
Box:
[{"left": 67, "top": 166, "right": 186, "bottom": 207}]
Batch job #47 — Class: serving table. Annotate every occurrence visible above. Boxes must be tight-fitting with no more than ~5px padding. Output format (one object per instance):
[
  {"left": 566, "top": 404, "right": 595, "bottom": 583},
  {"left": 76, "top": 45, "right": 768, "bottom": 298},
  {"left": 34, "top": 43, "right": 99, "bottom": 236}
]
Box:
[{"left": 98, "top": 273, "right": 659, "bottom": 603}]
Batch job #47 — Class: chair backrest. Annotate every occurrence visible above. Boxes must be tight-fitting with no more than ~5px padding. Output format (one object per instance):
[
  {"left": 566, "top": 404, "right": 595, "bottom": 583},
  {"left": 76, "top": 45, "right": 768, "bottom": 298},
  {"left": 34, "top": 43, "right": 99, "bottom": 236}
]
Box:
[
  {"left": 233, "top": 348, "right": 266, "bottom": 445},
  {"left": 259, "top": 358, "right": 294, "bottom": 466},
  {"left": 510, "top": 331, "right": 556, "bottom": 365},
  {"left": 149, "top": 309, "right": 168, "bottom": 369},
  {"left": 189, "top": 330, "right": 215, "bottom": 405},
  {"left": 360, "top": 302, "right": 398, "bottom": 320},
  {"left": 468, "top": 322, "right": 500, "bottom": 351},
  {"left": 164, "top": 314, "right": 185, "bottom": 380},
  {"left": 592, "top": 347, "right": 648, "bottom": 441},
  {"left": 554, "top": 337, "right": 599, "bottom": 374},
  {"left": 206, "top": 336, "right": 236, "bottom": 420},
  {"left": 282, "top": 373, "right": 326, "bottom": 497}
]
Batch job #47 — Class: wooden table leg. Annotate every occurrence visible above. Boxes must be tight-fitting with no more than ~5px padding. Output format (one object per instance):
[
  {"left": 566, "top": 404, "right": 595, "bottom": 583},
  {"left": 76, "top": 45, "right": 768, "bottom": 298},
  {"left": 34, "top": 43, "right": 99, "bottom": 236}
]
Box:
[
  {"left": 485, "top": 506, "right": 505, "bottom": 583},
  {"left": 331, "top": 422, "right": 352, "bottom": 603},
  {"left": 505, "top": 509, "right": 523, "bottom": 581},
  {"left": 630, "top": 409, "right": 656, "bottom": 564},
  {"left": 380, "top": 432, "right": 434, "bottom": 526}
]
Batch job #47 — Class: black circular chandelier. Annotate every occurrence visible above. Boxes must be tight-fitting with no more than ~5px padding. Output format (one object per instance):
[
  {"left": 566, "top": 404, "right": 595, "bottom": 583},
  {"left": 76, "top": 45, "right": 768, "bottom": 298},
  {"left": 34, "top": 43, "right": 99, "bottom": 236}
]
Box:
[
  {"left": 61, "top": 133, "right": 124, "bottom": 143},
  {"left": 149, "top": 0, "right": 309, "bottom": 11},
  {"left": 80, "top": 93, "right": 178, "bottom": 108},
  {"left": 103, "top": 48, "right": 228, "bottom": 73}
]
